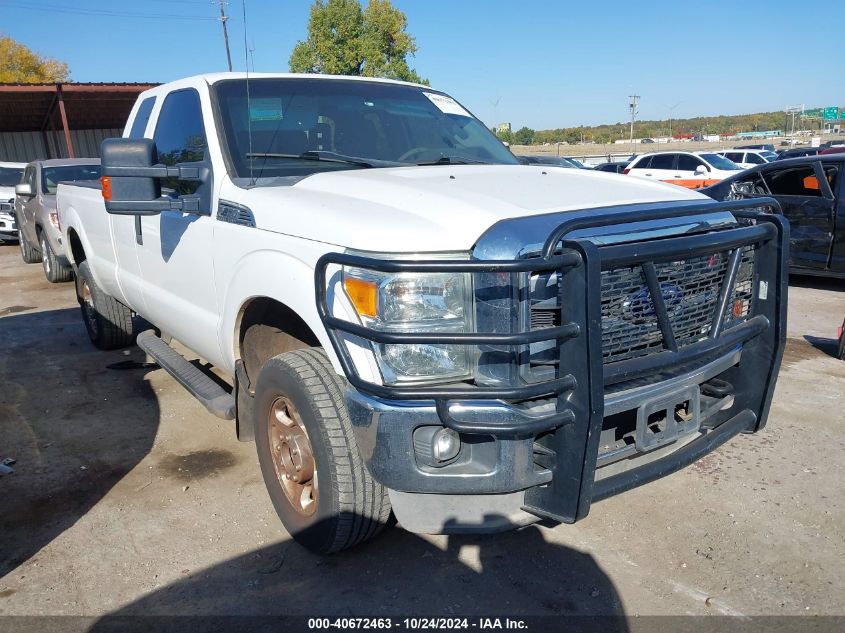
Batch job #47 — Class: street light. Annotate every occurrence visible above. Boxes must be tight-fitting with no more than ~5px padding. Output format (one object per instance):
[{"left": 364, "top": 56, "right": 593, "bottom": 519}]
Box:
[{"left": 663, "top": 100, "right": 684, "bottom": 141}]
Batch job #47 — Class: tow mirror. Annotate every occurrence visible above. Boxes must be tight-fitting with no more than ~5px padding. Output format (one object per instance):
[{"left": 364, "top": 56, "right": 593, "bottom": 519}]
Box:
[
  {"left": 15, "top": 183, "right": 33, "bottom": 197},
  {"left": 100, "top": 137, "right": 204, "bottom": 216}
]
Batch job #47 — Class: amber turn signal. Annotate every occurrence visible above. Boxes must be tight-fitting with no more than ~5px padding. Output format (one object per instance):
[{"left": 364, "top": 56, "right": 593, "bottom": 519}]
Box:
[
  {"left": 100, "top": 176, "right": 112, "bottom": 201},
  {"left": 344, "top": 277, "right": 378, "bottom": 318}
]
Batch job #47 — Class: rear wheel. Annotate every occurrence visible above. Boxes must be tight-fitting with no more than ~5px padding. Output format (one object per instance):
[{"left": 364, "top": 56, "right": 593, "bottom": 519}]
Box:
[
  {"left": 254, "top": 348, "right": 391, "bottom": 554},
  {"left": 75, "top": 260, "right": 135, "bottom": 350},
  {"left": 40, "top": 232, "right": 73, "bottom": 283},
  {"left": 18, "top": 229, "right": 40, "bottom": 264}
]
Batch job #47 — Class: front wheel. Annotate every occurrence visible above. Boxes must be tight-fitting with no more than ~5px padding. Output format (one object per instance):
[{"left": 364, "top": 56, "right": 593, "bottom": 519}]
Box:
[{"left": 254, "top": 348, "right": 391, "bottom": 554}]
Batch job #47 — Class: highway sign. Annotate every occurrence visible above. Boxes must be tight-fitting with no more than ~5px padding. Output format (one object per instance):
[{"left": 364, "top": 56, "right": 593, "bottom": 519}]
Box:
[{"left": 823, "top": 107, "right": 839, "bottom": 120}]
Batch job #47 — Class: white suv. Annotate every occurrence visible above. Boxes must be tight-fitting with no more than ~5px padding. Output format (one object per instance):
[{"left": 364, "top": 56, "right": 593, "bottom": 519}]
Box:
[
  {"left": 718, "top": 149, "right": 778, "bottom": 169},
  {"left": 624, "top": 151, "right": 743, "bottom": 189}
]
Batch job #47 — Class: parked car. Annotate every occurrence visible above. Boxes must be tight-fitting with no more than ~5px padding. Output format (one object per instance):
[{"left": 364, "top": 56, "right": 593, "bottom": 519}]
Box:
[
  {"left": 519, "top": 155, "right": 577, "bottom": 168},
  {"left": 776, "top": 147, "right": 821, "bottom": 160},
  {"left": 594, "top": 161, "right": 630, "bottom": 174},
  {"left": 623, "top": 151, "right": 743, "bottom": 189},
  {"left": 718, "top": 149, "right": 778, "bottom": 168},
  {"left": 15, "top": 159, "right": 101, "bottom": 282},
  {"left": 641, "top": 138, "right": 655, "bottom": 144},
  {"left": 735, "top": 143, "right": 776, "bottom": 152},
  {"left": 58, "top": 73, "right": 787, "bottom": 553},
  {"left": 701, "top": 154, "right": 845, "bottom": 278},
  {"left": 0, "top": 161, "right": 26, "bottom": 243},
  {"left": 819, "top": 146, "right": 845, "bottom": 155},
  {"left": 564, "top": 156, "right": 592, "bottom": 169}
]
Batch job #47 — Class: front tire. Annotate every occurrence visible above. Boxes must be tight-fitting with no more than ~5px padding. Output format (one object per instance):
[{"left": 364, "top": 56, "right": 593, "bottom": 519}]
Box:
[
  {"left": 75, "top": 260, "right": 135, "bottom": 350},
  {"left": 19, "top": 229, "right": 40, "bottom": 264},
  {"left": 254, "top": 348, "right": 391, "bottom": 554},
  {"left": 41, "top": 232, "right": 73, "bottom": 283}
]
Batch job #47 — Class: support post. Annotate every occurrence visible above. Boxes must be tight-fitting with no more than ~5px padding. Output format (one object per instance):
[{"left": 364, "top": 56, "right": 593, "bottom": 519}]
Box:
[{"left": 57, "top": 84, "right": 74, "bottom": 158}]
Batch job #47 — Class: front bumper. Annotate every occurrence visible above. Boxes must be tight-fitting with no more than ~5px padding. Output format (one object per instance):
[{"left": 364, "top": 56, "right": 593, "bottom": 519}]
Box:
[
  {"left": 0, "top": 209, "right": 18, "bottom": 241},
  {"left": 319, "top": 201, "right": 789, "bottom": 528}
]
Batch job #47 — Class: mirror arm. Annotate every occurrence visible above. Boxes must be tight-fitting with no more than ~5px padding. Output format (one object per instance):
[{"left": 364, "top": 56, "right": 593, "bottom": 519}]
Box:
[
  {"left": 105, "top": 196, "right": 201, "bottom": 216},
  {"left": 103, "top": 164, "right": 201, "bottom": 180}
]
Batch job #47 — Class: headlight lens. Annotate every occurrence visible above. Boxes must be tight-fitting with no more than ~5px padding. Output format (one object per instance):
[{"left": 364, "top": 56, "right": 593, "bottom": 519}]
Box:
[{"left": 343, "top": 266, "right": 472, "bottom": 385}]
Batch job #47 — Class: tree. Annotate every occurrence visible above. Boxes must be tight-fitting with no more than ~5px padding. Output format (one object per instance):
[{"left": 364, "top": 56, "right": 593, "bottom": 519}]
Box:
[
  {"left": 0, "top": 34, "right": 69, "bottom": 83},
  {"left": 512, "top": 126, "right": 535, "bottom": 145},
  {"left": 290, "top": 0, "right": 425, "bottom": 84}
]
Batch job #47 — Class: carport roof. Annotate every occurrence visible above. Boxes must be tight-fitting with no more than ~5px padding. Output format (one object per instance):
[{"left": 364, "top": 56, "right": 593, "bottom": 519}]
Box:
[{"left": 0, "top": 82, "right": 158, "bottom": 133}]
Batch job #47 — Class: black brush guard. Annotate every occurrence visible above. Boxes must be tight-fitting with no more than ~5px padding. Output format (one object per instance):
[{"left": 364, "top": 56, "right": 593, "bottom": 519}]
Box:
[{"left": 315, "top": 200, "right": 789, "bottom": 523}]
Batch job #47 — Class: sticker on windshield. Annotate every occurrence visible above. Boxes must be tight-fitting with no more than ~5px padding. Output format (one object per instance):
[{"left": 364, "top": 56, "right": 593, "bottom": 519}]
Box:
[
  {"left": 423, "top": 92, "right": 471, "bottom": 117},
  {"left": 250, "top": 98, "right": 284, "bottom": 121}
]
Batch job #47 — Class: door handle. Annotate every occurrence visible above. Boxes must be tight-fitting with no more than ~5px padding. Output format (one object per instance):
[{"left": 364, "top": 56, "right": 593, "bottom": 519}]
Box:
[{"left": 645, "top": 173, "right": 653, "bottom": 177}]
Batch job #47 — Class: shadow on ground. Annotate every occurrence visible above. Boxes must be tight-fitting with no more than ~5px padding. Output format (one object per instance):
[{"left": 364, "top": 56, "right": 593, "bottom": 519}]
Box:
[
  {"left": 90, "top": 518, "right": 626, "bottom": 623},
  {"left": 0, "top": 307, "right": 160, "bottom": 578}
]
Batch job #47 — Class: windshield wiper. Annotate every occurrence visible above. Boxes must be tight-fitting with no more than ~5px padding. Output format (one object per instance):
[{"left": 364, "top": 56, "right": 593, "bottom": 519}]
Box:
[
  {"left": 416, "top": 156, "right": 490, "bottom": 166},
  {"left": 246, "top": 150, "right": 402, "bottom": 169}
]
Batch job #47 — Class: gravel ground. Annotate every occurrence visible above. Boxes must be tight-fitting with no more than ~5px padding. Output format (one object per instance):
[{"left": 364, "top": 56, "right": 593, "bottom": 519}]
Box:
[{"left": 0, "top": 240, "right": 843, "bottom": 620}]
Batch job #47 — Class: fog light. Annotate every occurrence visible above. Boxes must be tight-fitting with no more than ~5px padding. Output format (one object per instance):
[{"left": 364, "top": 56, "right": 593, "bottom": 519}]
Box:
[{"left": 432, "top": 428, "right": 461, "bottom": 462}]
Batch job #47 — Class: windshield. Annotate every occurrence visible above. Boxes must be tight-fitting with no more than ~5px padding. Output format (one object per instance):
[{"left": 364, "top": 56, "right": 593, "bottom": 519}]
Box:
[
  {"left": 699, "top": 153, "right": 743, "bottom": 171},
  {"left": 0, "top": 167, "right": 24, "bottom": 187},
  {"left": 213, "top": 79, "right": 517, "bottom": 182},
  {"left": 41, "top": 164, "right": 101, "bottom": 194}
]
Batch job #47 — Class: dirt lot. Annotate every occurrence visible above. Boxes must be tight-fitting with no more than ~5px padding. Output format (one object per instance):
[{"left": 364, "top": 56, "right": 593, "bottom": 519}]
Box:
[{"left": 0, "top": 240, "right": 843, "bottom": 620}]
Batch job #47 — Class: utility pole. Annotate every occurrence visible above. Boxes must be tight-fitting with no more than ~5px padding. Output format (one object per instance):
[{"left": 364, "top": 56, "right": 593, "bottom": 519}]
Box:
[
  {"left": 629, "top": 94, "right": 640, "bottom": 150},
  {"left": 218, "top": 0, "right": 233, "bottom": 72}
]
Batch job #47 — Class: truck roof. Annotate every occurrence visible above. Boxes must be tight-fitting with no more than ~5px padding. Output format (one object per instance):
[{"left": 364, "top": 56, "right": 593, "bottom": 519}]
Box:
[{"left": 171, "top": 72, "right": 429, "bottom": 90}]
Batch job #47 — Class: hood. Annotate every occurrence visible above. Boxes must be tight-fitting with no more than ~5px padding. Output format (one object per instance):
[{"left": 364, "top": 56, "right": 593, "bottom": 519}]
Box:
[{"left": 238, "top": 165, "right": 707, "bottom": 253}]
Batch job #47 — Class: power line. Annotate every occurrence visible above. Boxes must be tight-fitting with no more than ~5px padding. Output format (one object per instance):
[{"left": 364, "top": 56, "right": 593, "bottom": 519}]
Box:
[
  {"left": 0, "top": 1, "right": 218, "bottom": 20},
  {"left": 217, "top": 0, "right": 233, "bottom": 72}
]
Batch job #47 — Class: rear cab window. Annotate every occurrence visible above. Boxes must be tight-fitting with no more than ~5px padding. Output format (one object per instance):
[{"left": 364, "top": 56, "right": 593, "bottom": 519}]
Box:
[{"left": 128, "top": 96, "right": 157, "bottom": 139}]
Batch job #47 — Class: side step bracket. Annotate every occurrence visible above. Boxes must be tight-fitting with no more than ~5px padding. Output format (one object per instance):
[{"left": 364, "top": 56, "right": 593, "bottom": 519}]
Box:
[{"left": 137, "top": 330, "right": 235, "bottom": 420}]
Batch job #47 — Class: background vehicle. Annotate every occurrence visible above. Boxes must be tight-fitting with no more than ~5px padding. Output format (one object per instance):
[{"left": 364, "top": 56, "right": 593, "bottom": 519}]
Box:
[
  {"left": 736, "top": 143, "right": 776, "bottom": 152},
  {"left": 594, "top": 161, "right": 630, "bottom": 174},
  {"left": 819, "top": 146, "right": 845, "bottom": 155},
  {"left": 776, "top": 147, "right": 821, "bottom": 160},
  {"left": 701, "top": 154, "right": 845, "bottom": 277},
  {"left": 623, "top": 151, "right": 742, "bottom": 188},
  {"left": 564, "top": 156, "right": 592, "bottom": 168},
  {"left": 518, "top": 155, "right": 577, "bottom": 168},
  {"left": 58, "top": 73, "right": 788, "bottom": 554},
  {"left": 0, "top": 161, "right": 25, "bottom": 243},
  {"left": 718, "top": 149, "right": 778, "bottom": 168},
  {"left": 15, "top": 159, "right": 101, "bottom": 282}
]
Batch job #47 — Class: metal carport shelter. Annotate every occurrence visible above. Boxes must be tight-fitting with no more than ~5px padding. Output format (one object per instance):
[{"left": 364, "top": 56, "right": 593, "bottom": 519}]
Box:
[{"left": 0, "top": 82, "right": 158, "bottom": 162}]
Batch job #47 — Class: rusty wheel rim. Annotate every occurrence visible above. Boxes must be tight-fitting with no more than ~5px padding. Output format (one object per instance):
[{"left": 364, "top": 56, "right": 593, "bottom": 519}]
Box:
[
  {"left": 268, "top": 396, "right": 318, "bottom": 516},
  {"left": 81, "top": 280, "right": 98, "bottom": 337}
]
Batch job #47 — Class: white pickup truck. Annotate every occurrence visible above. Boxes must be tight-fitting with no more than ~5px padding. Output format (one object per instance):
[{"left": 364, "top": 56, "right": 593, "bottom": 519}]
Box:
[{"left": 58, "top": 73, "right": 789, "bottom": 554}]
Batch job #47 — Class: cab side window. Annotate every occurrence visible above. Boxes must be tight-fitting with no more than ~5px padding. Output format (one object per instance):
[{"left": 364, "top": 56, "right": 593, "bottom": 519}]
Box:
[
  {"left": 650, "top": 154, "right": 675, "bottom": 169},
  {"left": 746, "top": 153, "right": 766, "bottom": 165},
  {"left": 763, "top": 165, "right": 824, "bottom": 197},
  {"left": 153, "top": 89, "right": 207, "bottom": 195},
  {"left": 24, "top": 166, "right": 36, "bottom": 192},
  {"left": 677, "top": 154, "right": 704, "bottom": 171}
]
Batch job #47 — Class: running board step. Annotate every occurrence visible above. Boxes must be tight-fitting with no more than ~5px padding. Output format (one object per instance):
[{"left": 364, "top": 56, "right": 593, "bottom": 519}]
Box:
[{"left": 137, "top": 330, "right": 235, "bottom": 420}]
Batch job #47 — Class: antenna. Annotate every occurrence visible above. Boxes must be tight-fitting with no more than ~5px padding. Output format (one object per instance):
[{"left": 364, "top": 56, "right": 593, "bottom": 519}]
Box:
[{"left": 242, "top": 0, "right": 254, "bottom": 184}]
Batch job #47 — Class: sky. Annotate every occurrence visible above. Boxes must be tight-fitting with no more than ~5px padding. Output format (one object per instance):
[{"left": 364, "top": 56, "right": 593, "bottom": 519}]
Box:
[{"left": 2, "top": 0, "right": 841, "bottom": 130}]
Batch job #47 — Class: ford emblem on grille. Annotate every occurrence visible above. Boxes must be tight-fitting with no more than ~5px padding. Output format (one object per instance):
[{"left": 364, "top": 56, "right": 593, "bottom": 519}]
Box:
[{"left": 622, "top": 281, "right": 684, "bottom": 323}]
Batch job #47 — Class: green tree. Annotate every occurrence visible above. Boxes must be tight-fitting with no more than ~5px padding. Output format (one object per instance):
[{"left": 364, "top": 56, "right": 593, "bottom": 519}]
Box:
[
  {"left": 290, "top": 0, "right": 425, "bottom": 83},
  {"left": 0, "top": 34, "right": 69, "bottom": 82},
  {"left": 512, "top": 126, "right": 535, "bottom": 145}
]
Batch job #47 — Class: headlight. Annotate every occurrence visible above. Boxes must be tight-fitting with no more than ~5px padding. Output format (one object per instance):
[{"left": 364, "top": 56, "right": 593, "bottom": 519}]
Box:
[{"left": 343, "top": 264, "right": 473, "bottom": 385}]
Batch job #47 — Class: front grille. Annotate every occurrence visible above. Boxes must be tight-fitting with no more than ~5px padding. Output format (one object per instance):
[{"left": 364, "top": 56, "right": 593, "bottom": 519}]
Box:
[{"left": 529, "top": 244, "right": 756, "bottom": 365}]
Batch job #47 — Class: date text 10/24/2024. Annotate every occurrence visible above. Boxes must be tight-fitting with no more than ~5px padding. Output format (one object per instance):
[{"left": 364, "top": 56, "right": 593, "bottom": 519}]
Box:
[{"left": 307, "top": 618, "right": 529, "bottom": 630}]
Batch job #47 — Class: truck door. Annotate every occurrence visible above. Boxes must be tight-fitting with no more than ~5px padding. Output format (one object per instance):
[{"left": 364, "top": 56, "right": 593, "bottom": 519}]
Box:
[
  {"left": 826, "top": 162, "right": 845, "bottom": 273},
  {"left": 762, "top": 162, "right": 836, "bottom": 271},
  {"left": 135, "top": 88, "right": 221, "bottom": 362},
  {"left": 17, "top": 165, "right": 38, "bottom": 244}
]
